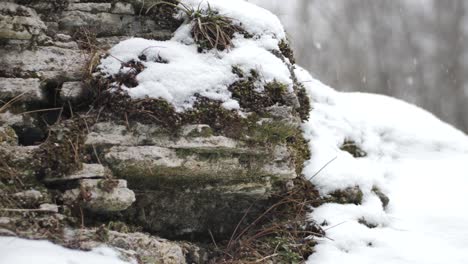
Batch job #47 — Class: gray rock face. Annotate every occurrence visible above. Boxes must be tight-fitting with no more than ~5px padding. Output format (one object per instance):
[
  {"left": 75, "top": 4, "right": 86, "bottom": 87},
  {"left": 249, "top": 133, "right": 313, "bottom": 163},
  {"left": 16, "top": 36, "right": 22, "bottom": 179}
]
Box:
[
  {"left": 74, "top": 229, "right": 195, "bottom": 264},
  {"left": 0, "top": 3, "right": 46, "bottom": 41},
  {"left": 0, "top": 1, "right": 186, "bottom": 258},
  {"left": 0, "top": 45, "right": 86, "bottom": 80},
  {"left": 85, "top": 121, "right": 297, "bottom": 238},
  {"left": 0, "top": 77, "right": 44, "bottom": 102},
  {"left": 59, "top": 10, "right": 157, "bottom": 37},
  {"left": 44, "top": 163, "right": 107, "bottom": 182}
]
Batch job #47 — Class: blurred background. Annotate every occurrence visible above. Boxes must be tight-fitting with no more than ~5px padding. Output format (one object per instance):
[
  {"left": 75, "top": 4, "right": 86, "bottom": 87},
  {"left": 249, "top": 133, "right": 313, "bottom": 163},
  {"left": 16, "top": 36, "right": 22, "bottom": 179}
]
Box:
[{"left": 249, "top": 0, "right": 468, "bottom": 132}]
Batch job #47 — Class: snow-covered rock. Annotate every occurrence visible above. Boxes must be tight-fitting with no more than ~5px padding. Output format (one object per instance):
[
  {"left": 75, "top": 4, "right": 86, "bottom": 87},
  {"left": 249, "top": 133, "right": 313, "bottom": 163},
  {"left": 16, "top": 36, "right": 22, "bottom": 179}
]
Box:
[
  {"left": 0, "top": 0, "right": 308, "bottom": 260},
  {"left": 6, "top": 0, "right": 466, "bottom": 263}
]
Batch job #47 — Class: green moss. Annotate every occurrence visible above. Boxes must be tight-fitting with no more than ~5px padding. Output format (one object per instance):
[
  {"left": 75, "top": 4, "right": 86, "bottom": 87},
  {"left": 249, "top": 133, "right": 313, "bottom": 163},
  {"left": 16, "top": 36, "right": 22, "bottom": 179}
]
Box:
[
  {"left": 245, "top": 120, "right": 297, "bottom": 145},
  {"left": 107, "top": 221, "right": 131, "bottom": 233},
  {"left": 0, "top": 147, "right": 40, "bottom": 187},
  {"left": 174, "top": 147, "right": 253, "bottom": 159},
  {"left": 266, "top": 237, "right": 303, "bottom": 263},
  {"left": 93, "top": 90, "right": 182, "bottom": 131},
  {"left": 182, "top": 97, "right": 245, "bottom": 138},
  {"left": 228, "top": 67, "right": 289, "bottom": 114},
  {"left": 295, "top": 83, "right": 311, "bottom": 121},
  {"left": 185, "top": 126, "right": 213, "bottom": 138},
  {"left": 278, "top": 39, "right": 296, "bottom": 64},
  {"left": 109, "top": 158, "right": 271, "bottom": 191},
  {"left": 95, "top": 225, "right": 110, "bottom": 242},
  {"left": 287, "top": 131, "right": 311, "bottom": 175}
]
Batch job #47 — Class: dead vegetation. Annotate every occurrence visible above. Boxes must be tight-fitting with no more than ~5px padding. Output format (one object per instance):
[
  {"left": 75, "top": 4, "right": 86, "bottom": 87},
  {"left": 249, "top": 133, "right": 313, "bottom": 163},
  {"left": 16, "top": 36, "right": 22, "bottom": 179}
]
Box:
[{"left": 209, "top": 177, "right": 325, "bottom": 263}]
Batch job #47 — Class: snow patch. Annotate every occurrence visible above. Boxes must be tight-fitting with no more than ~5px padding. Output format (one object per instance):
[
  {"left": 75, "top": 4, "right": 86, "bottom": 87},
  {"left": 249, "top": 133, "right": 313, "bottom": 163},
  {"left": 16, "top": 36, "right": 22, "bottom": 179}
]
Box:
[
  {"left": 0, "top": 237, "right": 132, "bottom": 264},
  {"left": 297, "top": 66, "right": 468, "bottom": 264}
]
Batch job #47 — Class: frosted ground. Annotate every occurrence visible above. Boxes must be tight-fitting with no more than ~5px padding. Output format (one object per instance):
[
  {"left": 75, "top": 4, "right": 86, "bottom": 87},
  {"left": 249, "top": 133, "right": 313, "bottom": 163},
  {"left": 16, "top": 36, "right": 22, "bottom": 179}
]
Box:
[
  {"left": 2, "top": 0, "right": 468, "bottom": 263},
  {"left": 297, "top": 67, "right": 468, "bottom": 264}
]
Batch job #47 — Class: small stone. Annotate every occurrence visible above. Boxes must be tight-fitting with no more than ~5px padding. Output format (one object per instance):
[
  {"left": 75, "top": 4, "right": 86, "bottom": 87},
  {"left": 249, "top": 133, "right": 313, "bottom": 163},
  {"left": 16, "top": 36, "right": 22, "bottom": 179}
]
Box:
[
  {"left": 60, "top": 81, "right": 84, "bottom": 101},
  {"left": 111, "top": 2, "right": 135, "bottom": 15},
  {"left": 0, "top": 228, "right": 16, "bottom": 237},
  {"left": 327, "top": 186, "right": 363, "bottom": 205},
  {"left": 63, "top": 179, "right": 135, "bottom": 212},
  {"left": 372, "top": 187, "right": 390, "bottom": 209},
  {"left": 285, "top": 180, "right": 295, "bottom": 191},
  {"left": 340, "top": 140, "right": 367, "bottom": 158},
  {"left": 13, "top": 189, "right": 44, "bottom": 206},
  {"left": 56, "top": 33, "right": 72, "bottom": 42},
  {"left": 39, "top": 203, "right": 59, "bottom": 213},
  {"left": 358, "top": 217, "right": 379, "bottom": 228},
  {"left": 0, "top": 217, "right": 11, "bottom": 225}
]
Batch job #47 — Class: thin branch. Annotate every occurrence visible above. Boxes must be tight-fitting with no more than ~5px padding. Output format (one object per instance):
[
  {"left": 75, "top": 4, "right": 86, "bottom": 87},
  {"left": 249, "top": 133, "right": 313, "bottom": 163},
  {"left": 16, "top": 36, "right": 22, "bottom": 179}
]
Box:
[
  {"left": 19, "top": 107, "right": 63, "bottom": 115},
  {"left": 307, "top": 156, "right": 338, "bottom": 180}
]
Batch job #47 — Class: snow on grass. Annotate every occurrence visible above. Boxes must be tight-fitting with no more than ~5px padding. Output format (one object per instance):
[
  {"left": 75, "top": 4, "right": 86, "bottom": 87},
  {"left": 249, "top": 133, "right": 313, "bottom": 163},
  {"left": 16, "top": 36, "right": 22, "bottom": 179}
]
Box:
[
  {"left": 297, "top": 66, "right": 468, "bottom": 264},
  {"left": 180, "top": 0, "right": 286, "bottom": 39},
  {"left": 0, "top": 237, "right": 132, "bottom": 264},
  {"left": 98, "top": 0, "right": 291, "bottom": 112}
]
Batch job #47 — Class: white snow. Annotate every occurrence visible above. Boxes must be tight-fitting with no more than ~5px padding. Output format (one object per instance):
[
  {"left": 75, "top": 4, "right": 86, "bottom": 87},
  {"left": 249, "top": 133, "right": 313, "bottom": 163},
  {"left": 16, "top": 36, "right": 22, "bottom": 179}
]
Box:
[
  {"left": 98, "top": 0, "right": 290, "bottom": 112},
  {"left": 297, "top": 66, "right": 468, "bottom": 264},
  {"left": 0, "top": 236, "right": 132, "bottom": 264}
]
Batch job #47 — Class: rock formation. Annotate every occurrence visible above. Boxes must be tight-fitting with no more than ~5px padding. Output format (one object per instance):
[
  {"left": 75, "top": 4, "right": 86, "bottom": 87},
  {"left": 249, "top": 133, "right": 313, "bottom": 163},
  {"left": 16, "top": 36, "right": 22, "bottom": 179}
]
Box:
[{"left": 0, "top": 0, "right": 313, "bottom": 262}]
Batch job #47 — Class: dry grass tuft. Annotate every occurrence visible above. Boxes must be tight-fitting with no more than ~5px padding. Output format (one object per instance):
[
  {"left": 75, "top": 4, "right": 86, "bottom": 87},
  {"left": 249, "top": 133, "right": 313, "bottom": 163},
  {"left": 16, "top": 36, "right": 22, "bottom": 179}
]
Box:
[
  {"left": 159, "top": 1, "right": 244, "bottom": 51},
  {"left": 73, "top": 27, "right": 99, "bottom": 51}
]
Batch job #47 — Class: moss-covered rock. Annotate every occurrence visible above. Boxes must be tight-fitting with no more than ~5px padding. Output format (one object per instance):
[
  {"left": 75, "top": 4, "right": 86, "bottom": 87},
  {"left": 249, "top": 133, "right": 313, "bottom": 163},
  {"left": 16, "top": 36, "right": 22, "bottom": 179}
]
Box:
[
  {"left": 372, "top": 186, "right": 390, "bottom": 209},
  {"left": 0, "top": 0, "right": 317, "bottom": 261},
  {"left": 341, "top": 140, "right": 367, "bottom": 158},
  {"left": 325, "top": 186, "right": 364, "bottom": 205}
]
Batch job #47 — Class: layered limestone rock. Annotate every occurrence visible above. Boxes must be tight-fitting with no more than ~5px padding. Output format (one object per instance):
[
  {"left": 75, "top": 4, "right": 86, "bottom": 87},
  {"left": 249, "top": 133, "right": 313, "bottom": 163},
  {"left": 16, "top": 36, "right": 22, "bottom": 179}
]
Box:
[
  {"left": 84, "top": 122, "right": 298, "bottom": 238},
  {"left": 0, "top": 0, "right": 311, "bottom": 262}
]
